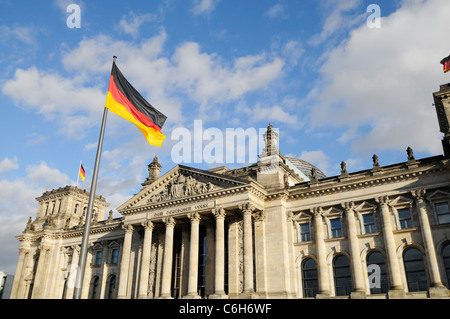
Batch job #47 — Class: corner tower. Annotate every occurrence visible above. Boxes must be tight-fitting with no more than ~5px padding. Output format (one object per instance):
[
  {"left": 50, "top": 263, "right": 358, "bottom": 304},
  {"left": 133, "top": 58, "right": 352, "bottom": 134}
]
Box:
[
  {"left": 433, "top": 83, "right": 450, "bottom": 156},
  {"left": 31, "top": 186, "right": 109, "bottom": 230}
]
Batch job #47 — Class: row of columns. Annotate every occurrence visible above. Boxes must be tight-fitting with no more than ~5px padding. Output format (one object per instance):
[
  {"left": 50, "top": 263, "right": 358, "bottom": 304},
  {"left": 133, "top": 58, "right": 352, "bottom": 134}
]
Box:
[
  {"left": 117, "top": 204, "right": 257, "bottom": 299},
  {"left": 310, "top": 190, "right": 446, "bottom": 297}
]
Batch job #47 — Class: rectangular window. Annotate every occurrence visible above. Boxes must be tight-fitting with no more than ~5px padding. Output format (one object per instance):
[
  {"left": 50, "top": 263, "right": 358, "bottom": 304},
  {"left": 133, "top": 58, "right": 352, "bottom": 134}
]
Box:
[
  {"left": 398, "top": 208, "right": 413, "bottom": 229},
  {"left": 363, "top": 213, "right": 376, "bottom": 234},
  {"left": 111, "top": 249, "right": 119, "bottom": 264},
  {"left": 435, "top": 202, "right": 450, "bottom": 224},
  {"left": 330, "top": 218, "right": 342, "bottom": 238},
  {"left": 67, "top": 254, "right": 73, "bottom": 267},
  {"left": 299, "top": 223, "right": 311, "bottom": 242},
  {"left": 95, "top": 251, "right": 102, "bottom": 266}
]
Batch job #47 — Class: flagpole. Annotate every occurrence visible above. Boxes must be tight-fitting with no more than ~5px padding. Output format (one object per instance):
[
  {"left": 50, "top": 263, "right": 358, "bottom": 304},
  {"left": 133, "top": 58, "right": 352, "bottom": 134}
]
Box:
[
  {"left": 76, "top": 160, "right": 81, "bottom": 188},
  {"left": 73, "top": 56, "right": 115, "bottom": 299}
]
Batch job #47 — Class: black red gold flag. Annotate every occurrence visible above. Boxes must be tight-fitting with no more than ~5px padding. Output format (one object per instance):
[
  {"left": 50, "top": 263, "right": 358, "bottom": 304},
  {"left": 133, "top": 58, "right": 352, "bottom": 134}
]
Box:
[
  {"left": 105, "top": 62, "right": 167, "bottom": 146},
  {"left": 79, "top": 163, "right": 85, "bottom": 181},
  {"left": 441, "top": 55, "right": 450, "bottom": 73}
]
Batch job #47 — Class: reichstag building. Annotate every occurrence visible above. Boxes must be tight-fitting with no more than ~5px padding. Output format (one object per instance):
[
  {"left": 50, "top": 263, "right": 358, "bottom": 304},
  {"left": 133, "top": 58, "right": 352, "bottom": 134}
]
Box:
[{"left": 9, "top": 83, "right": 450, "bottom": 299}]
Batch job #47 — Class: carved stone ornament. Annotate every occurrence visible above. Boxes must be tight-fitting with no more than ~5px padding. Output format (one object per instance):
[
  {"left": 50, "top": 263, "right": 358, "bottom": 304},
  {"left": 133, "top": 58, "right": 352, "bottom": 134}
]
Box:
[{"left": 147, "top": 173, "right": 219, "bottom": 204}]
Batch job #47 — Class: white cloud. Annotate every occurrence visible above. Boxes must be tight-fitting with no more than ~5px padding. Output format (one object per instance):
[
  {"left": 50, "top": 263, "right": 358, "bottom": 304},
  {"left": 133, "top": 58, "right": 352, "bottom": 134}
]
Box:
[
  {"left": 265, "top": 3, "right": 285, "bottom": 19},
  {"left": 309, "top": 0, "right": 363, "bottom": 46},
  {"left": 299, "top": 150, "right": 331, "bottom": 175},
  {"left": 0, "top": 161, "right": 72, "bottom": 273},
  {"left": 308, "top": 0, "right": 449, "bottom": 155},
  {"left": 172, "top": 42, "right": 285, "bottom": 106},
  {"left": 117, "top": 11, "right": 156, "bottom": 39},
  {"left": 26, "top": 162, "right": 71, "bottom": 187},
  {"left": 0, "top": 25, "right": 40, "bottom": 45},
  {"left": 62, "top": 32, "right": 284, "bottom": 116},
  {"left": 2, "top": 66, "right": 105, "bottom": 139},
  {"left": 191, "top": 0, "right": 220, "bottom": 16},
  {"left": 0, "top": 157, "right": 19, "bottom": 174}
]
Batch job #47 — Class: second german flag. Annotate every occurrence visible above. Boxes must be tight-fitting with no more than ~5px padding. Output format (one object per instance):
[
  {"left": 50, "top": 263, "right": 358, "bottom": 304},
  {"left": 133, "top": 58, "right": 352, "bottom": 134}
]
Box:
[{"left": 105, "top": 61, "right": 167, "bottom": 146}]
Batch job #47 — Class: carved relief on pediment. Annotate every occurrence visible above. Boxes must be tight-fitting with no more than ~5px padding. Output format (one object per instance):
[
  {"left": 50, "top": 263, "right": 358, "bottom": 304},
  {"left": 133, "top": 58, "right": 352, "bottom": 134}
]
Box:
[{"left": 146, "top": 173, "right": 220, "bottom": 204}]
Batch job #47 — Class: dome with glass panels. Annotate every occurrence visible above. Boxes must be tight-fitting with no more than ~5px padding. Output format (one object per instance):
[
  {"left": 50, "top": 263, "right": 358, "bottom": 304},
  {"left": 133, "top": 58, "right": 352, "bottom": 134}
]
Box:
[{"left": 284, "top": 156, "right": 327, "bottom": 181}]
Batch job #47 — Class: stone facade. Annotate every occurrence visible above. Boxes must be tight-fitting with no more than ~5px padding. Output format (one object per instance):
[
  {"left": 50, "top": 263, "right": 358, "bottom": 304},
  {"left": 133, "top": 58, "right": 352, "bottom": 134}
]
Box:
[{"left": 9, "top": 84, "right": 450, "bottom": 299}]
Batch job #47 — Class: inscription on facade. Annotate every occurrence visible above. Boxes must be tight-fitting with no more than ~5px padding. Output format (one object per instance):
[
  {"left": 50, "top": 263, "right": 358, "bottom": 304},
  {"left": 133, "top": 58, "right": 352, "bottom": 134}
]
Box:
[{"left": 148, "top": 201, "right": 215, "bottom": 219}]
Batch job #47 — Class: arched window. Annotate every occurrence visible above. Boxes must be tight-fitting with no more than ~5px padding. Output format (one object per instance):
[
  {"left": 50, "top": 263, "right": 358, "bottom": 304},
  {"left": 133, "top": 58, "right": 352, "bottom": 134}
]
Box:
[
  {"left": 366, "top": 251, "right": 389, "bottom": 294},
  {"left": 74, "top": 204, "right": 79, "bottom": 215},
  {"left": 90, "top": 276, "right": 99, "bottom": 299},
  {"left": 333, "top": 255, "right": 352, "bottom": 296},
  {"left": 403, "top": 248, "right": 428, "bottom": 292},
  {"left": 442, "top": 243, "right": 450, "bottom": 288},
  {"left": 107, "top": 275, "right": 117, "bottom": 299},
  {"left": 301, "top": 258, "right": 319, "bottom": 298}
]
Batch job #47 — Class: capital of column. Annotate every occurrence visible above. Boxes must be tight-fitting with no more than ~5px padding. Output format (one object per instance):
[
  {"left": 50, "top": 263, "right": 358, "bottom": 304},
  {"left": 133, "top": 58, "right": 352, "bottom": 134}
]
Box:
[
  {"left": 254, "top": 210, "right": 266, "bottom": 222},
  {"left": 310, "top": 206, "right": 324, "bottom": 218},
  {"left": 122, "top": 224, "right": 134, "bottom": 234},
  {"left": 71, "top": 244, "right": 81, "bottom": 253},
  {"left": 141, "top": 220, "right": 154, "bottom": 231},
  {"left": 187, "top": 212, "right": 201, "bottom": 223},
  {"left": 285, "top": 210, "right": 293, "bottom": 222},
  {"left": 213, "top": 207, "right": 226, "bottom": 220},
  {"left": 239, "top": 202, "right": 255, "bottom": 215},
  {"left": 163, "top": 217, "right": 176, "bottom": 228},
  {"left": 375, "top": 195, "right": 390, "bottom": 208},
  {"left": 411, "top": 189, "right": 427, "bottom": 203},
  {"left": 341, "top": 201, "right": 355, "bottom": 213}
]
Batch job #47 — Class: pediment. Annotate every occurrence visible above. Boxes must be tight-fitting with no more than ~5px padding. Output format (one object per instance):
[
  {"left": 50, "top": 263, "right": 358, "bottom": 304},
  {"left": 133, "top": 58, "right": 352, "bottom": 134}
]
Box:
[
  {"left": 389, "top": 195, "right": 413, "bottom": 206},
  {"left": 426, "top": 190, "right": 450, "bottom": 201},
  {"left": 322, "top": 206, "right": 343, "bottom": 217},
  {"left": 118, "top": 165, "right": 250, "bottom": 212},
  {"left": 354, "top": 201, "right": 378, "bottom": 212}
]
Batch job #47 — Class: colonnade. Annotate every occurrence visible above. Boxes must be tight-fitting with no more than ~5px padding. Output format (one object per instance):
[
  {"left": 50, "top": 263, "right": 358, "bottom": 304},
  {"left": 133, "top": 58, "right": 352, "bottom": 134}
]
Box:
[
  {"left": 309, "top": 191, "right": 447, "bottom": 298},
  {"left": 117, "top": 204, "right": 258, "bottom": 299}
]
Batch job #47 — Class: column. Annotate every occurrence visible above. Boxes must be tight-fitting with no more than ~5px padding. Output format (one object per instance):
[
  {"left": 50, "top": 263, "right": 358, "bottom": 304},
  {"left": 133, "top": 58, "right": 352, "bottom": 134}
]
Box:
[
  {"left": 343, "top": 202, "right": 366, "bottom": 298},
  {"left": 10, "top": 236, "right": 32, "bottom": 299},
  {"left": 65, "top": 245, "right": 80, "bottom": 299},
  {"left": 376, "top": 196, "right": 404, "bottom": 295},
  {"left": 240, "top": 203, "right": 254, "bottom": 294},
  {"left": 117, "top": 224, "right": 134, "bottom": 299},
  {"left": 312, "top": 207, "right": 331, "bottom": 297},
  {"left": 32, "top": 237, "right": 52, "bottom": 298},
  {"left": 185, "top": 213, "right": 201, "bottom": 298},
  {"left": 138, "top": 220, "right": 154, "bottom": 299},
  {"left": 160, "top": 217, "right": 176, "bottom": 298},
  {"left": 254, "top": 210, "right": 268, "bottom": 297},
  {"left": 412, "top": 190, "right": 447, "bottom": 297},
  {"left": 211, "top": 207, "right": 227, "bottom": 298}
]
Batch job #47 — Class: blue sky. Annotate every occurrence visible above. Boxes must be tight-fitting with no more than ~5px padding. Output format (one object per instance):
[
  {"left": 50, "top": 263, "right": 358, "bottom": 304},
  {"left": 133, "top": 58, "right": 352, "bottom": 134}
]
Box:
[{"left": 1, "top": 0, "right": 450, "bottom": 273}]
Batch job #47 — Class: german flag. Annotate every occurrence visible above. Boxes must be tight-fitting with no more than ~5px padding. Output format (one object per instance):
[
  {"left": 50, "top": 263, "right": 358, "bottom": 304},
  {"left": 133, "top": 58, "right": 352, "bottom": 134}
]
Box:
[
  {"left": 441, "top": 55, "right": 450, "bottom": 73},
  {"left": 79, "top": 163, "right": 85, "bottom": 182},
  {"left": 105, "top": 61, "right": 167, "bottom": 146}
]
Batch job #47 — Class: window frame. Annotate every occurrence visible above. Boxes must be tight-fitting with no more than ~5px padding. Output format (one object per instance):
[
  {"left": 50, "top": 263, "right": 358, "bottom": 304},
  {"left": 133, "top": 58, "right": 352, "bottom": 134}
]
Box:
[
  {"left": 366, "top": 250, "right": 389, "bottom": 294},
  {"left": 403, "top": 247, "right": 428, "bottom": 292},
  {"left": 397, "top": 207, "right": 413, "bottom": 229},
  {"left": 362, "top": 213, "right": 376, "bottom": 234},
  {"left": 301, "top": 258, "right": 319, "bottom": 298},
  {"left": 434, "top": 202, "right": 450, "bottom": 225},
  {"left": 333, "top": 254, "right": 353, "bottom": 296},
  {"left": 94, "top": 250, "right": 102, "bottom": 266},
  {"left": 299, "top": 222, "right": 311, "bottom": 242},
  {"left": 330, "top": 218, "right": 342, "bottom": 238}
]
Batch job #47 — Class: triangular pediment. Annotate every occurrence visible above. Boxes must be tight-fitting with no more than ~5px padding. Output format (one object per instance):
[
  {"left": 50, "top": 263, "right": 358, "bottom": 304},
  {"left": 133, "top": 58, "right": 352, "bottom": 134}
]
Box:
[
  {"left": 426, "top": 189, "right": 450, "bottom": 201},
  {"left": 118, "top": 165, "right": 250, "bottom": 212},
  {"left": 390, "top": 195, "right": 413, "bottom": 206},
  {"left": 354, "top": 201, "right": 378, "bottom": 212},
  {"left": 322, "top": 206, "right": 343, "bottom": 217}
]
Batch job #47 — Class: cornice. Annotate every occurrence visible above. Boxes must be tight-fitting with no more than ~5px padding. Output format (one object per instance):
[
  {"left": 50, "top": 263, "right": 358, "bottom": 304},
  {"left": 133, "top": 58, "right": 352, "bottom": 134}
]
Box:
[
  {"left": 287, "top": 156, "right": 448, "bottom": 201},
  {"left": 120, "top": 184, "right": 266, "bottom": 216}
]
